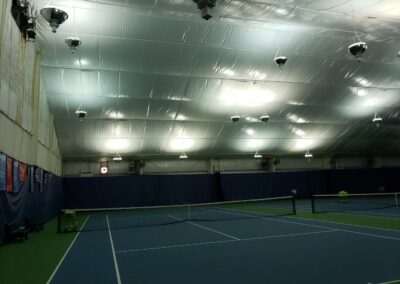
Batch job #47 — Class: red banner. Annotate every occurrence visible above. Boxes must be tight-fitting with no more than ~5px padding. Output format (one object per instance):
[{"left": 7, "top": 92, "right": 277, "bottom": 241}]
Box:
[
  {"left": 6, "top": 157, "right": 13, "bottom": 193},
  {"left": 19, "top": 162, "right": 27, "bottom": 182}
]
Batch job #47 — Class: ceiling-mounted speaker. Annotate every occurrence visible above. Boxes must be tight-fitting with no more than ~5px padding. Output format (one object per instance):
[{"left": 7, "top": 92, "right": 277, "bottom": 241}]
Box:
[{"left": 40, "top": 7, "right": 68, "bottom": 33}]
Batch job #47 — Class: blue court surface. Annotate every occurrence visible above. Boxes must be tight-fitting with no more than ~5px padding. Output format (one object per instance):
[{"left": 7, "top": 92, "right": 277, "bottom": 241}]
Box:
[{"left": 48, "top": 210, "right": 400, "bottom": 284}]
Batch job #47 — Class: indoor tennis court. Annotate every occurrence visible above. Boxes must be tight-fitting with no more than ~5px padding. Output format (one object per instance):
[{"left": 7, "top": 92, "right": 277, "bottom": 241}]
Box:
[
  {"left": 49, "top": 206, "right": 400, "bottom": 284},
  {"left": 1, "top": 0, "right": 400, "bottom": 283}
]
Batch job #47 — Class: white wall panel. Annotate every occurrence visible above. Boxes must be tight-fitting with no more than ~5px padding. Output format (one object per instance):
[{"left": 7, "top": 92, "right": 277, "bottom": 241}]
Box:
[{"left": 0, "top": 0, "right": 62, "bottom": 175}]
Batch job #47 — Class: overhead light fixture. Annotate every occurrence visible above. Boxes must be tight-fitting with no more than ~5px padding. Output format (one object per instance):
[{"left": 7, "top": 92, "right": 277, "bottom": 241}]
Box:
[
  {"left": 348, "top": 7, "right": 367, "bottom": 60},
  {"left": 260, "top": 115, "right": 270, "bottom": 122},
  {"left": 231, "top": 115, "right": 240, "bottom": 123},
  {"left": 179, "top": 153, "right": 188, "bottom": 159},
  {"left": 40, "top": 7, "right": 68, "bottom": 33},
  {"left": 254, "top": 152, "right": 262, "bottom": 159},
  {"left": 305, "top": 150, "right": 313, "bottom": 159},
  {"left": 372, "top": 113, "right": 382, "bottom": 126},
  {"left": 113, "top": 154, "right": 122, "bottom": 161},
  {"left": 397, "top": 51, "right": 400, "bottom": 58},
  {"left": 65, "top": 37, "right": 81, "bottom": 53},
  {"left": 75, "top": 105, "right": 87, "bottom": 121}
]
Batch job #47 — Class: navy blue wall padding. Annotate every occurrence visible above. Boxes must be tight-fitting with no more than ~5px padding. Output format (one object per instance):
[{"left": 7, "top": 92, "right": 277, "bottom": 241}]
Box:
[
  {"left": 63, "top": 174, "right": 220, "bottom": 209},
  {"left": 63, "top": 167, "right": 400, "bottom": 210},
  {"left": 0, "top": 175, "right": 63, "bottom": 245},
  {"left": 330, "top": 168, "right": 400, "bottom": 194},
  {"left": 220, "top": 171, "right": 328, "bottom": 200}
]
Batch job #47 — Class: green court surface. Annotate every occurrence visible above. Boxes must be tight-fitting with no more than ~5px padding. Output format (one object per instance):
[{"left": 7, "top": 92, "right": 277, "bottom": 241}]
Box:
[
  {"left": 0, "top": 209, "right": 398, "bottom": 284},
  {"left": 0, "top": 215, "right": 86, "bottom": 284}
]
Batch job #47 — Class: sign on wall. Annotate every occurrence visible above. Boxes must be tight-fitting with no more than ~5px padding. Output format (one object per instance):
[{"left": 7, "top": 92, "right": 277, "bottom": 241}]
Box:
[
  {"left": 0, "top": 153, "right": 5, "bottom": 191},
  {"left": 6, "top": 156, "right": 13, "bottom": 192},
  {"left": 13, "top": 160, "right": 19, "bottom": 193}
]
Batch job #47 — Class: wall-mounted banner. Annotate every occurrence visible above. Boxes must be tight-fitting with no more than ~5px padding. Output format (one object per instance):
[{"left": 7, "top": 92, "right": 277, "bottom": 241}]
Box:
[
  {"left": 19, "top": 162, "right": 28, "bottom": 182},
  {"left": 43, "top": 171, "right": 49, "bottom": 190},
  {"left": 35, "top": 167, "right": 43, "bottom": 192},
  {"left": 6, "top": 156, "right": 13, "bottom": 192},
  {"left": 0, "top": 153, "right": 5, "bottom": 191},
  {"left": 29, "top": 166, "right": 35, "bottom": 192},
  {"left": 13, "top": 160, "right": 20, "bottom": 193}
]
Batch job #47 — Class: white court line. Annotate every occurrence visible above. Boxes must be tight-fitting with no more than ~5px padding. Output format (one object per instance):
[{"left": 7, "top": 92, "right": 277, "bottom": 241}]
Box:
[
  {"left": 286, "top": 215, "right": 400, "bottom": 233},
  {"left": 46, "top": 216, "right": 90, "bottom": 284},
  {"left": 377, "top": 279, "right": 400, "bottom": 284},
  {"left": 340, "top": 211, "right": 400, "bottom": 219},
  {"left": 168, "top": 214, "right": 240, "bottom": 240},
  {"left": 116, "top": 229, "right": 337, "bottom": 254},
  {"left": 214, "top": 207, "right": 400, "bottom": 241},
  {"left": 106, "top": 214, "right": 122, "bottom": 284}
]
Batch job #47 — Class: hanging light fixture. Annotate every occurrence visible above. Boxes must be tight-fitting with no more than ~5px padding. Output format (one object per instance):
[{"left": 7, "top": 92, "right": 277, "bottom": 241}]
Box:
[
  {"left": 254, "top": 152, "right": 262, "bottom": 159},
  {"left": 75, "top": 105, "right": 87, "bottom": 121},
  {"left": 179, "top": 153, "right": 188, "bottom": 159},
  {"left": 348, "top": 5, "right": 367, "bottom": 59},
  {"left": 113, "top": 154, "right": 122, "bottom": 161},
  {"left": 40, "top": 7, "right": 68, "bottom": 33},
  {"left": 372, "top": 113, "right": 382, "bottom": 127},
  {"left": 305, "top": 150, "right": 313, "bottom": 159},
  {"left": 65, "top": 37, "right": 81, "bottom": 53}
]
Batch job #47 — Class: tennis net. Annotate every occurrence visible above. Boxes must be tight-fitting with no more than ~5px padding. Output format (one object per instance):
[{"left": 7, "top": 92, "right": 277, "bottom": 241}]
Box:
[
  {"left": 311, "top": 192, "right": 399, "bottom": 213},
  {"left": 58, "top": 195, "right": 296, "bottom": 232}
]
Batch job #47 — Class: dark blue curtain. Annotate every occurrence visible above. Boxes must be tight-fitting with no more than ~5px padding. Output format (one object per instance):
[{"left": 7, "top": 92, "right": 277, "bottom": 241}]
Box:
[
  {"left": 0, "top": 174, "right": 63, "bottom": 245},
  {"left": 220, "top": 170, "right": 328, "bottom": 200},
  {"left": 64, "top": 174, "right": 220, "bottom": 208},
  {"left": 63, "top": 168, "right": 400, "bottom": 209},
  {"left": 330, "top": 168, "right": 400, "bottom": 194}
]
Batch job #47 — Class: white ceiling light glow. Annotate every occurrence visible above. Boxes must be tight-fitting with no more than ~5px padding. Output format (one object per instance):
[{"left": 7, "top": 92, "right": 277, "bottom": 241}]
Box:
[
  {"left": 286, "top": 113, "right": 309, "bottom": 124},
  {"left": 170, "top": 138, "right": 194, "bottom": 151},
  {"left": 75, "top": 59, "right": 88, "bottom": 66},
  {"left": 294, "top": 139, "right": 312, "bottom": 150},
  {"left": 290, "top": 127, "right": 306, "bottom": 137},
  {"left": 245, "top": 128, "right": 255, "bottom": 136},
  {"left": 106, "top": 139, "right": 129, "bottom": 150},
  {"left": 248, "top": 70, "right": 267, "bottom": 80},
  {"left": 214, "top": 67, "right": 235, "bottom": 77},
  {"left": 106, "top": 110, "right": 124, "bottom": 119},
  {"left": 219, "top": 87, "right": 275, "bottom": 108}
]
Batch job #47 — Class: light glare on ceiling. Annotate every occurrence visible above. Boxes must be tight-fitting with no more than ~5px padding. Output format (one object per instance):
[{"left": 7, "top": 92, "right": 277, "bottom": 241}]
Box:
[
  {"left": 245, "top": 128, "right": 255, "bottom": 136},
  {"left": 106, "top": 139, "right": 129, "bottom": 150},
  {"left": 170, "top": 138, "right": 194, "bottom": 150}
]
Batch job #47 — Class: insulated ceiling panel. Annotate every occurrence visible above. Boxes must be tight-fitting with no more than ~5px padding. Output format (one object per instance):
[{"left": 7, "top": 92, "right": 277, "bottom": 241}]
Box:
[{"left": 33, "top": 0, "right": 400, "bottom": 160}]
